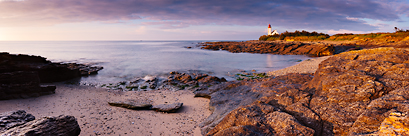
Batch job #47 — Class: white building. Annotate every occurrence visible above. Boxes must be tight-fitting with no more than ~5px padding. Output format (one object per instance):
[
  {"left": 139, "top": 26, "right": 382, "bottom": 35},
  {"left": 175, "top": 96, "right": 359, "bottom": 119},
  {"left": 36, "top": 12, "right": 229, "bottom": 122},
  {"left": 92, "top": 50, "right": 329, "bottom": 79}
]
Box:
[{"left": 268, "top": 24, "right": 279, "bottom": 36}]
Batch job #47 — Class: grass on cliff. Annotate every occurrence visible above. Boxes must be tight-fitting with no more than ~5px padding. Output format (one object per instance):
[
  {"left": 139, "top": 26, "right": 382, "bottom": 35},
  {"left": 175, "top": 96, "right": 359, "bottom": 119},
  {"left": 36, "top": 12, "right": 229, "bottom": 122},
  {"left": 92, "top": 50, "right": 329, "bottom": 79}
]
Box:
[
  {"left": 259, "top": 30, "right": 329, "bottom": 41},
  {"left": 259, "top": 31, "right": 409, "bottom": 42},
  {"left": 327, "top": 32, "right": 409, "bottom": 42}
]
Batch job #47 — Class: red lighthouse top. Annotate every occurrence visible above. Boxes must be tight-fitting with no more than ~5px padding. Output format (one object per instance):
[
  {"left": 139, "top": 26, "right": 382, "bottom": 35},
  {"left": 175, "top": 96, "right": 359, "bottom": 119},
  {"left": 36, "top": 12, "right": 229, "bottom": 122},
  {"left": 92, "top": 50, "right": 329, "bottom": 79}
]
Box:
[{"left": 268, "top": 24, "right": 271, "bottom": 28}]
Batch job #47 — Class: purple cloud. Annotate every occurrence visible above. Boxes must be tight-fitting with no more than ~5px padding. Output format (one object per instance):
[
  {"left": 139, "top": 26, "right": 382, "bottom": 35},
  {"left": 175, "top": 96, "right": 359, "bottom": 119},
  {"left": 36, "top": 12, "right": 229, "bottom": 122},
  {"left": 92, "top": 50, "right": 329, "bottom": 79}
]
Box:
[{"left": 0, "top": 0, "right": 407, "bottom": 31}]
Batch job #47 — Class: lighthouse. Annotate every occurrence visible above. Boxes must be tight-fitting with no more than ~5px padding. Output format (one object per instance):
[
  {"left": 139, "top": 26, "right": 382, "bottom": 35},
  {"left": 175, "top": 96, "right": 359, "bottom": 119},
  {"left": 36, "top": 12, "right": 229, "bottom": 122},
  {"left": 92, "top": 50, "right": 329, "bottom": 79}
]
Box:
[{"left": 267, "top": 24, "right": 279, "bottom": 36}]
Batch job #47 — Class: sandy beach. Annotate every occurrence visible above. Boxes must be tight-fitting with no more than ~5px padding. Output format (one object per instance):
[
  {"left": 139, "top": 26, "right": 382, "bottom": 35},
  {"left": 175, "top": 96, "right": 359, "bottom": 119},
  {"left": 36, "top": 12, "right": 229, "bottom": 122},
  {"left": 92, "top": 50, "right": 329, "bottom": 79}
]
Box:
[
  {"left": 267, "top": 56, "right": 331, "bottom": 76},
  {"left": 0, "top": 84, "right": 211, "bottom": 136}
]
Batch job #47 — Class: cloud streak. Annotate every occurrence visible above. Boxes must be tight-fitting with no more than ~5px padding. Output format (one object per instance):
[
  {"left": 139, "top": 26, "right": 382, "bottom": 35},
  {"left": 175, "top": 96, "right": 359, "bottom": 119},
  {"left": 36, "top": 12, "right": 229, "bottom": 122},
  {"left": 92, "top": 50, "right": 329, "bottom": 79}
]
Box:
[{"left": 0, "top": 0, "right": 408, "bottom": 31}]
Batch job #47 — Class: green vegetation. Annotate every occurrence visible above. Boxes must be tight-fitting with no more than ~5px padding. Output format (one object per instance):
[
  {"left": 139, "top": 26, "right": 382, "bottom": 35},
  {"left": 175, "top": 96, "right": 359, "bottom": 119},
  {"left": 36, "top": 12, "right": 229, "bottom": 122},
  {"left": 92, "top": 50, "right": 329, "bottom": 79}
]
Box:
[
  {"left": 260, "top": 30, "right": 329, "bottom": 41},
  {"left": 140, "top": 86, "right": 147, "bottom": 89},
  {"left": 327, "top": 32, "right": 409, "bottom": 42},
  {"left": 235, "top": 73, "right": 269, "bottom": 80},
  {"left": 259, "top": 28, "right": 409, "bottom": 42}
]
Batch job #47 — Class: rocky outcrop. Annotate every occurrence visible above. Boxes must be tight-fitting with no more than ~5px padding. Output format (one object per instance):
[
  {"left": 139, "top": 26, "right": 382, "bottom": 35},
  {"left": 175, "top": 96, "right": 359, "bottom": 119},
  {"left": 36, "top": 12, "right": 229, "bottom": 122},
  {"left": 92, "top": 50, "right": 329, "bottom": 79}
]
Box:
[
  {"left": 307, "top": 48, "right": 409, "bottom": 135},
  {"left": 0, "top": 110, "right": 80, "bottom": 136},
  {"left": 0, "top": 52, "right": 103, "bottom": 100},
  {"left": 0, "top": 52, "right": 103, "bottom": 82},
  {"left": 200, "top": 41, "right": 336, "bottom": 57},
  {"left": 103, "top": 71, "right": 227, "bottom": 91},
  {"left": 196, "top": 73, "right": 314, "bottom": 135},
  {"left": 0, "top": 71, "right": 56, "bottom": 100},
  {"left": 200, "top": 48, "right": 409, "bottom": 135},
  {"left": 375, "top": 112, "right": 409, "bottom": 135}
]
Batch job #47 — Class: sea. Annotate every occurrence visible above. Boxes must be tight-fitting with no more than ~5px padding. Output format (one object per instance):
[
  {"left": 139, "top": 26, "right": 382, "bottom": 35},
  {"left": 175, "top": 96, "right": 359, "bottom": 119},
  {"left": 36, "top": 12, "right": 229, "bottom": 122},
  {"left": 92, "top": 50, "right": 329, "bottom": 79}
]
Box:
[{"left": 0, "top": 41, "right": 311, "bottom": 84}]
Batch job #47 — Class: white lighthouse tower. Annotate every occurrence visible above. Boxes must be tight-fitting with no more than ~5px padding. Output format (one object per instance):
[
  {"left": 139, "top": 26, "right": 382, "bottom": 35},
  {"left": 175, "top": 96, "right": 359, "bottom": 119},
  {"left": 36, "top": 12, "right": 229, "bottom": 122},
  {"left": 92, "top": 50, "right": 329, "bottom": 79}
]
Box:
[{"left": 267, "top": 24, "right": 279, "bottom": 36}]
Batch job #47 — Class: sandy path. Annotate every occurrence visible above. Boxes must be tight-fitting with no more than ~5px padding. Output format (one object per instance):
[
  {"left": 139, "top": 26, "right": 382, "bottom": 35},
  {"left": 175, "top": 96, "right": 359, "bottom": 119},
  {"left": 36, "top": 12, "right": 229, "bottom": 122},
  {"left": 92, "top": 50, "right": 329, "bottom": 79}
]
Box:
[
  {"left": 0, "top": 84, "right": 211, "bottom": 136},
  {"left": 267, "top": 56, "right": 331, "bottom": 76}
]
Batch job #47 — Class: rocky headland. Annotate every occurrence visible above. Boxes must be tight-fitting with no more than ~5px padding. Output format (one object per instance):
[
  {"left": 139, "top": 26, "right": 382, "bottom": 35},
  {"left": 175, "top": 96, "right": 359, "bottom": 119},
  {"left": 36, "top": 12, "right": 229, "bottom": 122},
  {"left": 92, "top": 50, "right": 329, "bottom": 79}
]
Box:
[
  {"left": 199, "top": 39, "right": 409, "bottom": 57},
  {"left": 199, "top": 41, "right": 337, "bottom": 57}
]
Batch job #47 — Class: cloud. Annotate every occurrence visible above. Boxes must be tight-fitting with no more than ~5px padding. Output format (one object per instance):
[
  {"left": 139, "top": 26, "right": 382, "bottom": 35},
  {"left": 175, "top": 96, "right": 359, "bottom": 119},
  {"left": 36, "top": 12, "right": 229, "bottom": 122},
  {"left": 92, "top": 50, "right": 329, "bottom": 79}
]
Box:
[
  {"left": 0, "top": 0, "right": 408, "bottom": 31},
  {"left": 327, "top": 29, "right": 365, "bottom": 35}
]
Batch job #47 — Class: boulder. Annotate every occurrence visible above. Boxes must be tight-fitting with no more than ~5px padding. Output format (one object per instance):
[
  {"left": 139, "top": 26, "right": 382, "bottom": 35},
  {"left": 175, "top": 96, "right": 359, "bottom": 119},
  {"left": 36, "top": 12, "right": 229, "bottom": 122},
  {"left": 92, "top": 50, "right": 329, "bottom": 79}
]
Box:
[
  {"left": 206, "top": 102, "right": 315, "bottom": 136},
  {"left": 1, "top": 115, "right": 81, "bottom": 136},
  {"left": 197, "top": 73, "right": 314, "bottom": 135},
  {"left": 108, "top": 99, "right": 152, "bottom": 110},
  {"left": 0, "top": 110, "right": 35, "bottom": 132},
  {"left": 151, "top": 103, "right": 183, "bottom": 113}
]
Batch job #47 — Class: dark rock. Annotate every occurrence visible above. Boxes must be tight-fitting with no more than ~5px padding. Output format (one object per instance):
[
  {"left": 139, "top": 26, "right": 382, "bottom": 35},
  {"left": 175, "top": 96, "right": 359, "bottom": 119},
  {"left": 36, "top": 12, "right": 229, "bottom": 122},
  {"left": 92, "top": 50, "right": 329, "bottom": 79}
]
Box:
[
  {"left": 0, "top": 53, "right": 102, "bottom": 100},
  {"left": 108, "top": 99, "right": 152, "bottom": 110},
  {"left": 0, "top": 52, "right": 103, "bottom": 83},
  {"left": 1, "top": 114, "right": 81, "bottom": 136},
  {"left": 151, "top": 102, "right": 183, "bottom": 113},
  {"left": 0, "top": 110, "right": 35, "bottom": 132},
  {"left": 0, "top": 71, "right": 56, "bottom": 100}
]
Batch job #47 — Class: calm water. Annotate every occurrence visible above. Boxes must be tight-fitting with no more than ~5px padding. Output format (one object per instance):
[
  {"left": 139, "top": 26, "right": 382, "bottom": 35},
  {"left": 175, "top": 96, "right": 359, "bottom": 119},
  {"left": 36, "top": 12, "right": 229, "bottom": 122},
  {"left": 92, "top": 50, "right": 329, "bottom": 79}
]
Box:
[{"left": 0, "top": 41, "right": 311, "bottom": 84}]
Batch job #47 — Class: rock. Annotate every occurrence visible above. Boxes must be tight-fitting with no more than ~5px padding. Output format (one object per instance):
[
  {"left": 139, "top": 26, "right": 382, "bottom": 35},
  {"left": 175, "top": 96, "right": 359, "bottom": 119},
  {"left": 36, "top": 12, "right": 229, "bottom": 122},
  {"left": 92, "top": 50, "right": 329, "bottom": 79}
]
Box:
[
  {"left": 0, "top": 52, "right": 103, "bottom": 100},
  {"left": 67, "top": 63, "right": 103, "bottom": 76},
  {"left": 0, "top": 52, "right": 103, "bottom": 83},
  {"left": 151, "top": 103, "right": 183, "bottom": 113},
  {"left": 376, "top": 112, "right": 409, "bottom": 135},
  {"left": 0, "top": 71, "right": 56, "bottom": 100},
  {"left": 0, "top": 110, "right": 35, "bottom": 133},
  {"left": 200, "top": 41, "right": 336, "bottom": 57},
  {"left": 108, "top": 99, "right": 152, "bottom": 110},
  {"left": 200, "top": 47, "right": 409, "bottom": 136},
  {"left": 207, "top": 102, "right": 314, "bottom": 136},
  {"left": 198, "top": 73, "right": 313, "bottom": 135},
  {"left": 266, "top": 111, "right": 315, "bottom": 136},
  {"left": 1, "top": 114, "right": 81, "bottom": 136},
  {"left": 348, "top": 86, "right": 409, "bottom": 135},
  {"left": 307, "top": 48, "right": 409, "bottom": 135}
]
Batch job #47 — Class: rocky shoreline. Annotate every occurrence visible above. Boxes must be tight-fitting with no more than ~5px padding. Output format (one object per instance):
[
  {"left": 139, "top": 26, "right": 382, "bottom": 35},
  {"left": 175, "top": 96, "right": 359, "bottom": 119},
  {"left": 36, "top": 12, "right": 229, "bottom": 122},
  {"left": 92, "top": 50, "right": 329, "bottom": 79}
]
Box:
[
  {"left": 198, "top": 40, "right": 409, "bottom": 57},
  {"left": 2, "top": 46, "right": 409, "bottom": 135},
  {"left": 199, "top": 41, "right": 341, "bottom": 57},
  {"left": 0, "top": 52, "right": 103, "bottom": 100}
]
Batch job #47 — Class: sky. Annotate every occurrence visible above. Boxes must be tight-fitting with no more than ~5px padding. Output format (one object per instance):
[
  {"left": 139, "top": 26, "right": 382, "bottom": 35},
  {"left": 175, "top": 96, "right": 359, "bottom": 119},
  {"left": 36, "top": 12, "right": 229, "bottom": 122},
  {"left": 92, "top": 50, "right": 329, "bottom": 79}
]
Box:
[{"left": 0, "top": 0, "right": 409, "bottom": 41}]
